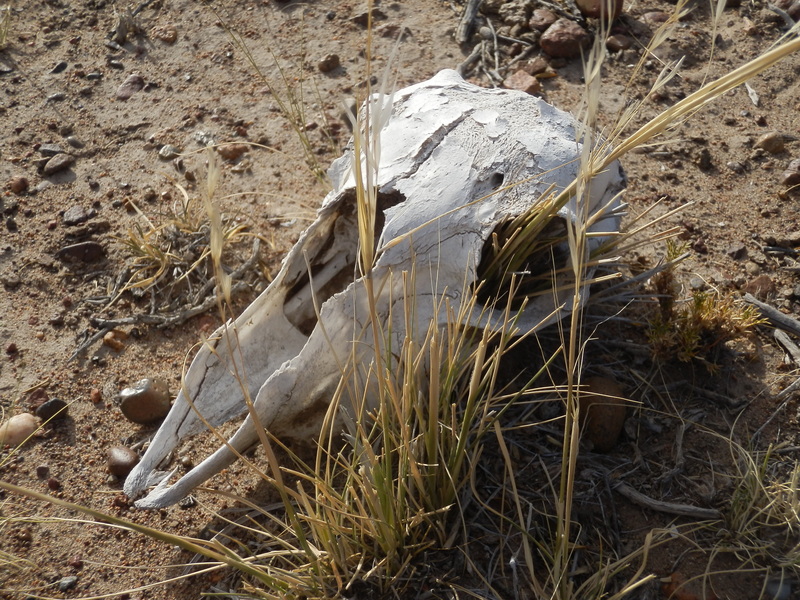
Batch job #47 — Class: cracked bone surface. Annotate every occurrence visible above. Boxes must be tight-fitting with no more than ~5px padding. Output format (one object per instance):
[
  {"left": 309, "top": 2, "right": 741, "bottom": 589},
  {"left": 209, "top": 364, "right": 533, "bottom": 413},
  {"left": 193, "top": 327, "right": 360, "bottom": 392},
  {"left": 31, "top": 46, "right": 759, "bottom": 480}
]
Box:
[{"left": 124, "top": 69, "right": 625, "bottom": 509}]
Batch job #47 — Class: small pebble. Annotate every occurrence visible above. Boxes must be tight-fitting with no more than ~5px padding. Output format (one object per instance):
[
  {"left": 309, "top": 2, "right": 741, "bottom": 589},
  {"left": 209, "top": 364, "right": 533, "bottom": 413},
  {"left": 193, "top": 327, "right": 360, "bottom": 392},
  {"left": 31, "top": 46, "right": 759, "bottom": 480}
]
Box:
[
  {"left": 42, "top": 153, "right": 75, "bottom": 176},
  {"left": 502, "top": 70, "right": 541, "bottom": 95},
  {"left": 103, "top": 330, "right": 126, "bottom": 351},
  {"left": 781, "top": 158, "right": 800, "bottom": 186},
  {"left": 46, "top": 92, "right": 66, "bottom": 102},
  {"left": 606, "top": 34, "right": 632, "bottom": 52},
  {"left": 318, "top": 53, "right": 340, "bottom": 73},
  {"left": 755, "top": 131, "right": 785, "bottom": 154},
  {"left": 0, "top": 413, "right": 38, "bottom": 447},
  {"left": 39, "top": 143, "right": 64, "bottom": 157},
  {"left": 57, "top": 576, "right": 77, "bottom": 592},
  {"left": 47, "top": 477, "right": 61, "bottom": 490},
  {"left": 744, "top": 274, "right": 775, "bottom": 299},
  {"left": 575, "top": 0, "right": 623, "bottom": 19},
  {"left": 108, "top": 60, "right": 124, "bottom": 70},
  {"left": 689, "top": 275, "right": 706, "bottom": 290},
  {"left": 5, "top": 342, "right": 18, "bottom": 354},
  {"left": 68, "top": 557, "right": 84, "bottom": 569},
  {"left": 63, "top": 204, "right": 90, "bottom": 225},
  {"left": 726, "top": 161, "right": 745, "bottom": 174},
  {"left": 55, "top": 241, "right": 105, "bottom": 263},
  {"left": 726, "top": 242, "right": 747, "bottom": 259},
  {"left": 35, "top": 398, "right": 68, "bottom": 422},
  {"left": 529, "top": 8, "right": 558, "bottom": 31},
  {"left": 116, "top": 73, "right": 145, "bottom": 100},
  {"left": 217, "top": 143, "right": 249, "bottom": 161},
  {"left": 36, "top": 464, "right": 50, "bottom": 478},
  {"left": 782, "top": 170, "right": 800, "bottom": 187},
  {"left": 90, "top": 388, "right": 103, "bottom": 404},
  {"left": 539, "top": 18, "right": 590, "bottom": 59},
  {"left": 151, "top": 24, "right": 178, "bottom": 44},
  {"left": 86, "top": 72, "right": 103, "bottom": 80},
  {"left": 107, "top": 445, "right": 140, "bottom": 478},
  {"left": 119, "top": 378, "right": 171, "bottom": 424},
  {"left": 643, "top": 11, "right": 670, "bottom": 23},
  {"left": 8, "top": 176, "right": 28, "bottom": 194},
  {"left": 50, "top": 61, "right": 68, "bottom": 74},
  {"left": 158, "top": 144, "right": 180, "bottom": 160},
  {"left": 65, "top": 135, "right": 85, "bottom": 149}
]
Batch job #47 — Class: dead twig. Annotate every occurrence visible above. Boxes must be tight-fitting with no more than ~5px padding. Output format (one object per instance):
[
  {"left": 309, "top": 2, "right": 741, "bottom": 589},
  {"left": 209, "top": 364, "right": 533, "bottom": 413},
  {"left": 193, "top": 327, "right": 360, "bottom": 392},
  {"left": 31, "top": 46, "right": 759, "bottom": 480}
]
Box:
[
  {"left": 775, "top": 329, "right": 800, "bottom": 365},
  {"left": 456, "top": 0, "right": 483, "bottom": 44},
  {"left": 69, "top": 239, "right": 261, "bottom": 360},
  {"left": 743, "top": 292, "right": 800, "bottom": 338},
  {"left": 613, "top": 482, "right": 722, "bottom": 520}
]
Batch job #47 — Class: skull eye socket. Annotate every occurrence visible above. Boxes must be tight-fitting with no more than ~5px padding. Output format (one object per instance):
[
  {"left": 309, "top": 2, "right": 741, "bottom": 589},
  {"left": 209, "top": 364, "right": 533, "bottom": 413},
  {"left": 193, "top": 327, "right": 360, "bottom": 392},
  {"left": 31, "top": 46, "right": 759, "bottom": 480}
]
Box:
[
  {"left": 490, "top": 172, "right": 505, "bottom": 190},
  {"left": 475, "top": 215, "right": 569, "bottom": 310}
]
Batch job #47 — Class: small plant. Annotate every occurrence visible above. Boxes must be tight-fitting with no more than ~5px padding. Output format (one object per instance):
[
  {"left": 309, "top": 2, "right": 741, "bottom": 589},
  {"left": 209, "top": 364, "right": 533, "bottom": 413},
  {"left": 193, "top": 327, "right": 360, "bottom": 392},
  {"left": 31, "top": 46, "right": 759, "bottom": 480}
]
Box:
[
  {"left": 106, "top": 151, "right": 262, "bottom": 319},
  {"left": 646, "top": 241, "right": 764, "bottom": 368}
]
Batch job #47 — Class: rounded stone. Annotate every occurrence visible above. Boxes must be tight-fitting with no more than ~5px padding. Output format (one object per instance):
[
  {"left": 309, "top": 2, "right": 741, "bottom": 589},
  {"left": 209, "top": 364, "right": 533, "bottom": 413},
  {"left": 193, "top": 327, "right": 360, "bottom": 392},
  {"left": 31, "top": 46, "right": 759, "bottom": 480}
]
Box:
[
  {"left": 119, "top": 378, "right": 171, "bottom": 424},
  {"left": 8, "top": 176, "right": 28, "bottom": 194},
  {"left": 35, "top": 398, "right": 68, "bottom": 422},
  {"left": 217, "top": 143, "right": 249, "bottom": 161},
  {"left": 317, "top": 53, "right": 340, "bottom": 73},
  {"left": 158, "top": 145, "right": 180, "bottom": 160},
  {"left": 782, "top": 170, "right": 800, "bottom": 186},
  {"left": 107, "top": 445, "right": 140, "bottom": 478},
  {"left": 576, "top": 0, "right": 624, "bottom": 20},
  {"left": 755, "top": 131, "right": 785, "bottom": 154},
  {"left": 43, "top": 153, "right": 75, "bottom": 176},
  {"left": 0, "top": 413, "right": 38, "bottom": 447},
  {"left": 529, "top": 8, "right": 558, "bottom": 31},
  {"left": 606, "top": 34, "right": 632, "bottom": 52},
  {"left": 578, "top": 377, "right": 627, "bottom": 452},
  {"left": 539, "top": 19, "right": 591, "bottom": 59},
  {"left": 57, "top": 576, "right": 77, "bottom": 592},
  {"left": 116, "top": 73, "right": 145, "bottom": 100}
]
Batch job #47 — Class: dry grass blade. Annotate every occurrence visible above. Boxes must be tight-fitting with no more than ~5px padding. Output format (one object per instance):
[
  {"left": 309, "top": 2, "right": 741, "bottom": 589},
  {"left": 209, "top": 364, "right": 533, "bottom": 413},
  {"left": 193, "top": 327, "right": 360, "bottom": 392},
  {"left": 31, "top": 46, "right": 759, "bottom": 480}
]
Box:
[{"left": 0, "top": 4, "right": 10, "bottom": 50}]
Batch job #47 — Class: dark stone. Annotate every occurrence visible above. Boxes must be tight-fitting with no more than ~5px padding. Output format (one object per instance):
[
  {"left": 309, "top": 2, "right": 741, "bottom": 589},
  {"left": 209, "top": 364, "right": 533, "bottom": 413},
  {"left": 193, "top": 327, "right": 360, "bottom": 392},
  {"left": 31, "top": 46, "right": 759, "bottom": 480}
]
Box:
[
  {"left": 42, "top": 153, "right": 75, "bottom": 176},
  {"left": 726, "top": 242, "right": 747, "bottom": 260},
  {"left": 35, "top": 398, "right": 68, "bottom": 422},
  {"left": 55, "top": 241, "right": 105, "bottom": 263},
  {"left": 62, "top": 205, "right": 90, "bottom": 225},
  {"left": 57, "top": 576, "right": 77, "bottom": 592},
  {"left": 318, "top": 53, "right": 341, "bottom": 73},
  {"left": 107, "top": 445, "right": 140, "bottom": 478},
  {"left": 119, "top": 378, "right": 171, "bottom": 424},
  {"left": 39, "top": 143, "right": 65, "bottom": 157}
]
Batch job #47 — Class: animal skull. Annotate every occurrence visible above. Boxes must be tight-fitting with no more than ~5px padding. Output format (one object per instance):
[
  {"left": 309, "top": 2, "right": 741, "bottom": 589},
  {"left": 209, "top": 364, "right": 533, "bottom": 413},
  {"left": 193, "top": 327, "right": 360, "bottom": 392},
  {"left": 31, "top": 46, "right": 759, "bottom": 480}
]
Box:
[{"left": 124, "top": 69, "right": 625, "bottom": 508}]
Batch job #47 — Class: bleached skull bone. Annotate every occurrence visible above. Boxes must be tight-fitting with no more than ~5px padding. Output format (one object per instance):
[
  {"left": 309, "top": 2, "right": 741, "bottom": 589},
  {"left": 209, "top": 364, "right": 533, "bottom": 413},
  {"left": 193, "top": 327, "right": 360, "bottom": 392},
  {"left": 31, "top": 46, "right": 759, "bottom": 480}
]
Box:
[{"left": 124, "top": 69, "right": 625, "bottom": 509}]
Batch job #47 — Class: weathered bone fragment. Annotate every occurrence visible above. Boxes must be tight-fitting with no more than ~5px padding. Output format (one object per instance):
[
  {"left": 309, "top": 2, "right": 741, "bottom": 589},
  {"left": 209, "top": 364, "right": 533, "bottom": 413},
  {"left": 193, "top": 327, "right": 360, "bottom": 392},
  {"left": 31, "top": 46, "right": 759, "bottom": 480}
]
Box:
[{"left": 124, "top": 69, "right": 625, "bottom": 508}]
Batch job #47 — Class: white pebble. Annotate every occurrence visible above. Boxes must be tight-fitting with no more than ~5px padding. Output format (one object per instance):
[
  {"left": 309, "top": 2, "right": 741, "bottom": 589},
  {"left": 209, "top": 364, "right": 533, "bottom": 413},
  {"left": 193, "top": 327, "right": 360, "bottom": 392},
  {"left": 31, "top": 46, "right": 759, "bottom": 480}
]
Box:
[{"left": 0, "top": 413, "right": 39, "bottom": 447}]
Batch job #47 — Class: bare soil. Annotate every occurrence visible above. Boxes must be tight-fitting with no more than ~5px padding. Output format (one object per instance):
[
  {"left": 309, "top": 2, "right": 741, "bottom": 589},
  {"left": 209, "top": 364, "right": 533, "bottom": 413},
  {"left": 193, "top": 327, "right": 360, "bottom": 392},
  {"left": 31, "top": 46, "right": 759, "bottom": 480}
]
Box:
[{"left": 1, "top": 0, "right": 799, "bottom": 598}]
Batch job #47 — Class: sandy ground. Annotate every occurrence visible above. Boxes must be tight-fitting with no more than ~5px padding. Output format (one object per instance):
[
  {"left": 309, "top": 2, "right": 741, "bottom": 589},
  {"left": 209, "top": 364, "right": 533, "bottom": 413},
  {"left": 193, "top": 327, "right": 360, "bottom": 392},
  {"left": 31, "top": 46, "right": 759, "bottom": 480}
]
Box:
[{"left": 1, "top": 0, "right": 799, "bottom": 598}]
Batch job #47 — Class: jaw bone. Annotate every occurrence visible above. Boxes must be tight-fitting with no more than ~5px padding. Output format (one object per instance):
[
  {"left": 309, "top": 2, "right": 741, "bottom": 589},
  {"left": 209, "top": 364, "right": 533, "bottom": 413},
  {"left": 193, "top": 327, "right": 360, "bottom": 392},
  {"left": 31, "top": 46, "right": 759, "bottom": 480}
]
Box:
[{"left": 124, "top": 69, "right": 625, "bottom": 509}]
